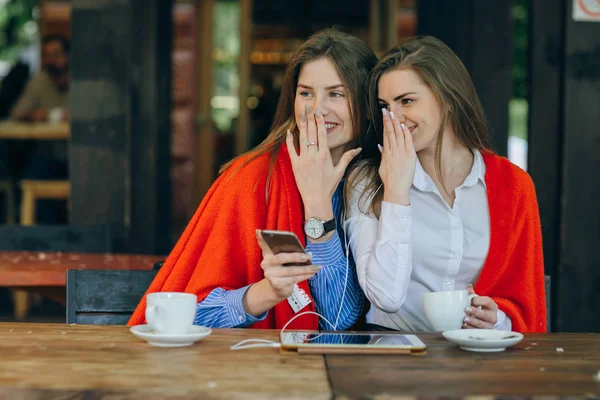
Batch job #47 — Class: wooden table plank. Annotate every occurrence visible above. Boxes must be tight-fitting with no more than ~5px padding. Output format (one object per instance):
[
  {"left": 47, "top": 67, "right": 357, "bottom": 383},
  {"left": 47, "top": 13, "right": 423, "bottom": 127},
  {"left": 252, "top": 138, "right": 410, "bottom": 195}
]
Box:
[
  {"left": 0, "top": 251, "right": 163, "bottom": 287},
  {"left": 0, "top": 323, "right": 331, "bottom": 399},
  {"left": 0, "top": 122, "right": 69, "bottom": 140},
  {"left": 326, "top": 332, "right": 600, "bottom": 398}
]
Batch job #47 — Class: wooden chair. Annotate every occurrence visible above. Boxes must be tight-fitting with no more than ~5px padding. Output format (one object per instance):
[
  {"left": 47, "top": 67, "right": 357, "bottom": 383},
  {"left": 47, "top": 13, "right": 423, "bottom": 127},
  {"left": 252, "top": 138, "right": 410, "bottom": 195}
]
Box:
[
  {"left": 66, "top": 270, "right": 157, "bottom": 325},
  {"left": 153, "top": 261, "right": 164, "bottom": 270},
  {"left": 545, "top": 275, "right": 551, "bottom": 332},
  {"left": 0, "top": 225, "right": 112, "bottom": 320},
  {"left": 19, "top": 180, "right": 70, "bottom": 225},
  {"left": 0, "top": 179, "right": 15, "bottom": 224}
]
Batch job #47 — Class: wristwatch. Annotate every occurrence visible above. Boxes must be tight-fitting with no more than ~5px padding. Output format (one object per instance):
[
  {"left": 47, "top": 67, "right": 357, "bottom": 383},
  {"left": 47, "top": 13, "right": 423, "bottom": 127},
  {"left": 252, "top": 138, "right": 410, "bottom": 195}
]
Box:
[{"left": 304, "top": 217, "right": 337, "bottom": 240}]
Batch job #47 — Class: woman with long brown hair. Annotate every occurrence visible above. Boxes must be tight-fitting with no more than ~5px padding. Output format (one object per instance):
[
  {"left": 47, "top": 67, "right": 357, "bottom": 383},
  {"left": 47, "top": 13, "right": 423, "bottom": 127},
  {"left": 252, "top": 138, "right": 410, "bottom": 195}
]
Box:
[
  {"left": 129, "top": 28, "right": 378, "bottom": 330},
  {"left": 345, "top": 36, "right": 546, "bottom": 333}
]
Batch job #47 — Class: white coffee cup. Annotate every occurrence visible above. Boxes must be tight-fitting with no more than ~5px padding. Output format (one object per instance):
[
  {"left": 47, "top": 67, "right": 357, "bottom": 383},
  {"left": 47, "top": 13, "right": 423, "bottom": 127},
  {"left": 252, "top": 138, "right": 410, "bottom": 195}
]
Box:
[
  {"left": 48, "top": 107, "right": 64, "bottom": 123},
  {"left": 145, "top": 292, "right": 197, "bottom": 335},
  {"left": 422, "top": 289, "right": 478, "bottom": 331}
]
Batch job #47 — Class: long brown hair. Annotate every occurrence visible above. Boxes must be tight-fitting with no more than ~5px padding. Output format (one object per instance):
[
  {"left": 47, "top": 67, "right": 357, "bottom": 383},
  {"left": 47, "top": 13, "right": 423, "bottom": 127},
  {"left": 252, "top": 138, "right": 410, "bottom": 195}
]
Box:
[
  {"left": 348, "top": 36, "right": 492, "bottom": 218},
  {"left": 220, "top": 27, "right": 378, "bottom": 200}
]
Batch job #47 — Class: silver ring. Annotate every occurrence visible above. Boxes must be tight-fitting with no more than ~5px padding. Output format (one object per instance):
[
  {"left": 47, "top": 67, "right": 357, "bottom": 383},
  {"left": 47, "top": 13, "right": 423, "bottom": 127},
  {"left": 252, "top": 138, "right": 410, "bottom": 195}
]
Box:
[{"left": 306, "top": 141, "right": 317, "bottom": 147}]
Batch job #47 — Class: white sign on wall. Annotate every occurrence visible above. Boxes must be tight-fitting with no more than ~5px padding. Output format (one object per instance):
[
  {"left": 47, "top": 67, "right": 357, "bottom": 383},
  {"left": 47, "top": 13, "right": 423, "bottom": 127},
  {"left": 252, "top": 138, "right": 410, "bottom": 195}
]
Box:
[{"left": 573, "top": 0, "right": 600, "bottom": 22}]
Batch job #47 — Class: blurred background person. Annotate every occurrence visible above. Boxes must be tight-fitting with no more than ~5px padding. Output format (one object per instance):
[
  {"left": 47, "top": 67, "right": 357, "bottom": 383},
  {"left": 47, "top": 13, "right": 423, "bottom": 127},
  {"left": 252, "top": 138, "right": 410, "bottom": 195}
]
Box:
[
  {"left": 10, "top": 34, "right": 69, "bottom": 123},
  {"left": 9, "top": 35, "right": 70, "bottom": 224}
]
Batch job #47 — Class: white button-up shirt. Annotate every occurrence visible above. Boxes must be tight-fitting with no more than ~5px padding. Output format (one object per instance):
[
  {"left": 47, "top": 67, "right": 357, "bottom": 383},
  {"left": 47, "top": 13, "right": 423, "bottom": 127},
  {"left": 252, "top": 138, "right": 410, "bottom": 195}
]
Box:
[{"left": 345, "top": 150, "right": 511, "bottom": 331}]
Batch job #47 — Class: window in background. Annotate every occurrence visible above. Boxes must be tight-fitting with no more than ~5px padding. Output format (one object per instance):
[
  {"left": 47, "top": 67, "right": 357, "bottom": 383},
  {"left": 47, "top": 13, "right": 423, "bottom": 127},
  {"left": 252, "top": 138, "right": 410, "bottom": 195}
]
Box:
[
  {"left": 0, "top": 0, "right": 38, "bottom": 76},
  {"left": 211, "top": 1, "right": 241, "bottom": 168},
  {"left": 508, "top": 0, "right": 529, "bottom": 171}
]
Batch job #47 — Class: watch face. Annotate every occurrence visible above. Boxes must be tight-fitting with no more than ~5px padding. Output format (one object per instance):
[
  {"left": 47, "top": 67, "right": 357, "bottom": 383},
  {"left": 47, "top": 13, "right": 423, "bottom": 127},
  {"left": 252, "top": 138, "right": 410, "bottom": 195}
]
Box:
[{"left": 304, "top": 219, "right": 325, "bottom": 239}]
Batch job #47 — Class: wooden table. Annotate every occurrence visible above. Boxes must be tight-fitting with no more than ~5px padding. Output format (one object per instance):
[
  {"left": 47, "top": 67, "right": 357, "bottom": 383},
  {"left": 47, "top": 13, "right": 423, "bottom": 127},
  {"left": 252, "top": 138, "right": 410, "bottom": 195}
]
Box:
[
  {"left": 0, "top": 122, "right": 69, "bottom": 140},
  {"left": 0, "top": 324, "right": 597, "bottom": 399},
  {"left": 0, "top": 323, "right": 330, "bottom": 399},
  {"left": 0, "top": 251, "right": 163, "bottom": 305}
]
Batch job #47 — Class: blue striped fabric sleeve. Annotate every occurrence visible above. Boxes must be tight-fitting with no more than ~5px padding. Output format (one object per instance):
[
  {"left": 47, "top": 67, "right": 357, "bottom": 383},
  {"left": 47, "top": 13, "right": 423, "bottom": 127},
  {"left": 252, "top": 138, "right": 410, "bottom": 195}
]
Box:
[
  {"left": 194, "top": 285, "right": 267, "bottom": 328},
  {"left": 306, "top": 183, "right": 364, "bottom": 330},
  {"left": 193, "top": 180, "right": 362, "bottom": 330}
]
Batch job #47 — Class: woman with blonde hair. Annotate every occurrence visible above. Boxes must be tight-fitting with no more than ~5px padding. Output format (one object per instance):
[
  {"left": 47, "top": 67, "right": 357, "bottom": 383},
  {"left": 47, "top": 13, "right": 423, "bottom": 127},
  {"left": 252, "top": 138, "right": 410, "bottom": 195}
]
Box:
[
  {"left": 130, "top": 28, "right": 378, "bottom": 330},
  {"left": 345, "top": 36, "right": 546, "bottom": 333}
]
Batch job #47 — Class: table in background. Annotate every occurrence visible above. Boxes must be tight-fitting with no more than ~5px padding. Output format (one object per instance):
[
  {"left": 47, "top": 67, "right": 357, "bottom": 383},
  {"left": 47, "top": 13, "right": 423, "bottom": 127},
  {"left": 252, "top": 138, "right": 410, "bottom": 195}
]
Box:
[
  {"left": 0, "top": 122, "right": 69, "bottom": 140},
  {"left": 0, "top": 251, "right": 163, "bottom": 304}
]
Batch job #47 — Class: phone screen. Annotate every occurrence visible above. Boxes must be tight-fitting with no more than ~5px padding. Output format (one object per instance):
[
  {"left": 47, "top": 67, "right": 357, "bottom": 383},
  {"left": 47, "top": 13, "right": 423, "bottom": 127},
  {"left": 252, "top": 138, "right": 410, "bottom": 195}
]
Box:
[{"left": 280, "top": 331, "right": 426, "bottom": 349}]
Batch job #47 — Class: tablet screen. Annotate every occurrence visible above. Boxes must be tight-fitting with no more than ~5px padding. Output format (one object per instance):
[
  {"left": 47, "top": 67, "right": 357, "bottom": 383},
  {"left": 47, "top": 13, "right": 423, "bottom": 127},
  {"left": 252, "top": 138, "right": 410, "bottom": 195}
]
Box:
[{"left": 280, "top": 331, "right": 425, "bottom": 349}]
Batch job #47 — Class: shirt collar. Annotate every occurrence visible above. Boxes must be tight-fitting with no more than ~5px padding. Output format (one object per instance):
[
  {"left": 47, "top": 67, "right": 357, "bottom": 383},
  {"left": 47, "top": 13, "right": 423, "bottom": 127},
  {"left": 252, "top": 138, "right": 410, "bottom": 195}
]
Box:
[
  {"left": 412, "top": 149, "right": 486, "bottom": 191},
  {"left": 464, "top": 150, "right": 486, "bottom": 188},
  {"left": 413, "top": 156, "right": 433, "bottom": 192}
]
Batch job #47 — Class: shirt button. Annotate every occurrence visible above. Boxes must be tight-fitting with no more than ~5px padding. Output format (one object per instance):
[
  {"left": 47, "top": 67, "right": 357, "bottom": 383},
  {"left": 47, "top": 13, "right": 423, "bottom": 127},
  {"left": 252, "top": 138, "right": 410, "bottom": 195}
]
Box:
[
  {"left": 455, "top": 222, "right": 462, "bottom": 228},
  {"left": 400, "top": 259, "right": 408, "bottom": 265},
  {"left": 452, "top": 253, "right": 459, "bottom": 259},
  {"left": 403, "top": 229, "right": 410, "bottom": 234},
  {"left": 238, "top": 315, "right": 244, "bottom": 321}
]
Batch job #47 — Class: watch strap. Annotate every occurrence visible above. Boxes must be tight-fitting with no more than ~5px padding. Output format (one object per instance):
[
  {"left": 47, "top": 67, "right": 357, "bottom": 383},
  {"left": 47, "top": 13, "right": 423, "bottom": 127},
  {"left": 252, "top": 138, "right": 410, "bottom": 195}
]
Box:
[{"left": 322, "top": 217, "right": 337, "bottom": 234}]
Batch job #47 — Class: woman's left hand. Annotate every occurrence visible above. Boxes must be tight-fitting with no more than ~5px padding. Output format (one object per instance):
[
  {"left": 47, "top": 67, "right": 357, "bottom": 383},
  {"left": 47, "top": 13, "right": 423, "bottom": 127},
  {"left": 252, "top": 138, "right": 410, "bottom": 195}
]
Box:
[
  {"left": 463, "top": 284, "right": 498, "bottom": 329},
  {"left": 286, "top": 105, "right": 362, "bottom": 208}
]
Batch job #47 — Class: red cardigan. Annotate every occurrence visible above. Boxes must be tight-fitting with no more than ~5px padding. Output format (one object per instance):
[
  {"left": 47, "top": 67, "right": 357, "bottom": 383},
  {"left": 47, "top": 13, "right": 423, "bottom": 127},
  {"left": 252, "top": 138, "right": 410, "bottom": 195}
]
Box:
[
  {"left": 128, "top": 145, "right": 318, "bottom": 329},
  {"left": 129, "top": 149, "right": 546, "bottom": 333},
  {"left": 476, "top": 153, "right": 547, "bottom": 332}
]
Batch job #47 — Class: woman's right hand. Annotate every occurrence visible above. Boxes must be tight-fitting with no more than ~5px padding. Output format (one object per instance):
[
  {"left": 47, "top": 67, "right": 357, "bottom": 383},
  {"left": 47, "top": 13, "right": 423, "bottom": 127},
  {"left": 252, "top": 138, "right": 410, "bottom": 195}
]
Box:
[
  {"left": 378, "top": 109, "right": 417, "bottom": 206},
  {"left": 244, "top": 231, "right": 321, "bottom": 316},
  {"left": 255, "top": 230, "right": 320, "bottom": 300},
  {"left": 285, "top": 106, "right": 362, "bottom": 223}
]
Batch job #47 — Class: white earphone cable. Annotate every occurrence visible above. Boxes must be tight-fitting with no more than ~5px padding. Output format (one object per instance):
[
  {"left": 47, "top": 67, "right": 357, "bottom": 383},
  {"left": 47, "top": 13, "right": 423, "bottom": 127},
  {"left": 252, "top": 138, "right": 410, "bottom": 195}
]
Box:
[{"left": 230, "top": 182, "right": 383, "bottom": 351}]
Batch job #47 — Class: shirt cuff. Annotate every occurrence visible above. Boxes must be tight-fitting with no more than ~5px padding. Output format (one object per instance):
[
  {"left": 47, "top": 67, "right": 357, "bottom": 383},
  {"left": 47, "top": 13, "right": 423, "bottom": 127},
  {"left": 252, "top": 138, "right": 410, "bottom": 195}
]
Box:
[
  {"left": 305, "top": 231, "right": 345, "bottom": 265},
  {"left": 227, "top": 285, "right": 268, "bottom": 326},
  {"left": 493, "top": 309, "right": 512, "bottom": 331},
  {"left": 379, "top": 201, "right": 412, "bottom": 243}
]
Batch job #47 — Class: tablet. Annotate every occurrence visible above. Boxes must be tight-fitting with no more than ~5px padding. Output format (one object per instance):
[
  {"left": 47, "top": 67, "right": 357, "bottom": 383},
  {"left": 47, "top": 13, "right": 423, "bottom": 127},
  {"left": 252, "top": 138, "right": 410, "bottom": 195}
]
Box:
[{"left": 280, "top": 331, "right": 427, "bottom": 355}]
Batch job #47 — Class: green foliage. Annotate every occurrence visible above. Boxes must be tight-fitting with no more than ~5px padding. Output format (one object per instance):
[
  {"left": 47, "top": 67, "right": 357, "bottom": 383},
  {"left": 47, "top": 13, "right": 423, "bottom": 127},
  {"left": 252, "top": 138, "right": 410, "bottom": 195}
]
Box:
[
  {"left": 509, "top": 0, "right": 530, "bottom": 142},
  {"left": 512, "top": 0, "right": 529, "bottom": 100},
  {"left": 211, "top": 1, "right": 241, "bottom": 132},
  {"left": 0, "top": 0, "right": 37, "bottom": 62}
]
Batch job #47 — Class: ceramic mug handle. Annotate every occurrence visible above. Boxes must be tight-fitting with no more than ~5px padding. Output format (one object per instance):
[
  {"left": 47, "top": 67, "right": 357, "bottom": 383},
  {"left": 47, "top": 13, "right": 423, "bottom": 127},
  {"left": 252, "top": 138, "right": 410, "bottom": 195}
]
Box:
[
  {"left": 468, "top": 293, "right": 483, "bottom": 310},
  {"left": 145, "top": 304, "right": 165, "bottom": 333}
]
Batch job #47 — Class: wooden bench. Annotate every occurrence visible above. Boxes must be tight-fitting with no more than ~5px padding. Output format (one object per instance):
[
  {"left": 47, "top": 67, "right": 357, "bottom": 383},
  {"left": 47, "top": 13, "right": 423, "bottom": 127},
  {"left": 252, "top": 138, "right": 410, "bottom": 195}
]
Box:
[{"left": 0, "top": 224, "right": 110, "bottom": 320}]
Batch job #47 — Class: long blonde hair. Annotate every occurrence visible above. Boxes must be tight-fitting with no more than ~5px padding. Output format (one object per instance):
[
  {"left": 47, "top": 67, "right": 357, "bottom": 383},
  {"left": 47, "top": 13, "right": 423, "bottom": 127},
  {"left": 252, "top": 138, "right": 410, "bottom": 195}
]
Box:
[
  {"left": 220, "top": 27, "right": 378, "bottom": 200},
  {"left": 348, "top": 36, "right": 492, "bottom": 218}
]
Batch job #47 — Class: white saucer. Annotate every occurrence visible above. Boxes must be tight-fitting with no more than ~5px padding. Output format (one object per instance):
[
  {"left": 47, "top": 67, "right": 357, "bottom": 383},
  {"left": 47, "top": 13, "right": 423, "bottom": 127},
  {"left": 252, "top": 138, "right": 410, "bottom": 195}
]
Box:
[
  {"left": 442, "top": 329, "right": 524, "bottom": 352},
  {"left": 130, "top": 324, "right": 212, "bottom": 347}
]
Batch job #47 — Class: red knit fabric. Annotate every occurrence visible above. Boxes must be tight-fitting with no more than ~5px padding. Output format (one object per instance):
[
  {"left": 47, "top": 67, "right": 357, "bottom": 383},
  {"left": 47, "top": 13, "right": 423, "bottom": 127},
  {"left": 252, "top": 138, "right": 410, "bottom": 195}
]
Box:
[
  {"left": 128, "top": 145, "right": 318, "bottom": 329},
  {"left": 476, "top": 153, "right": 547, "bottom": 332}
]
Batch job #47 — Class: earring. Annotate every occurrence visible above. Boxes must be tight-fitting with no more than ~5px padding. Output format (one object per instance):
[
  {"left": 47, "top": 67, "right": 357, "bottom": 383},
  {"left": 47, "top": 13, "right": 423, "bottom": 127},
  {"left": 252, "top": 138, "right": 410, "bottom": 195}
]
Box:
[{"left": 449, "top": 106, "right": 453, "bottom": 112}]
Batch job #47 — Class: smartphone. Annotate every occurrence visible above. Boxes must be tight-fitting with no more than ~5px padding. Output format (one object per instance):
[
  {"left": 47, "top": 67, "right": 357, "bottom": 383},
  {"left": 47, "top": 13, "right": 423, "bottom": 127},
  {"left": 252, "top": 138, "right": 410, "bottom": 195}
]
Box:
[{"left": 260, "top": 230, "right": 311, "bottom": 266}]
